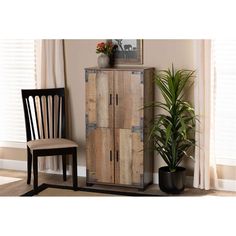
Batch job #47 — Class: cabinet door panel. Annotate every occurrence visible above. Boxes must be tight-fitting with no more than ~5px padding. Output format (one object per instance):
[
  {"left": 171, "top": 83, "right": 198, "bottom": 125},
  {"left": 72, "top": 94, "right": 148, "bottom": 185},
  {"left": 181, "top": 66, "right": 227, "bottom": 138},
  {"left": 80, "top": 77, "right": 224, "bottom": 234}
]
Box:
[
  {"left": 115, "top": 129, "right": 143, "bottom": 185},
  {"left": 86, "top": 70, "right": 113, "bottom": 128},
  {"left": 86, "top": 128, "right": 114, "bottom": 183},
  {"left": 114, "top": 71, "right": 144, "bottom": 129}
]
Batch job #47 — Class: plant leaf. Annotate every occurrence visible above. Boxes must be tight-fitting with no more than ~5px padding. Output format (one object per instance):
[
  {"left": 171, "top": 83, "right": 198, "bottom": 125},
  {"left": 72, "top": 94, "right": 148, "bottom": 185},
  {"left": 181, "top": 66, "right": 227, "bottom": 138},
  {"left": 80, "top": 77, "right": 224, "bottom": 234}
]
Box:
[
  {"left": 145, "top": 65, "right": 197, "bottom": 170},
  {"left": 165, "top": 123, "right": 172, "bottom": 145}
]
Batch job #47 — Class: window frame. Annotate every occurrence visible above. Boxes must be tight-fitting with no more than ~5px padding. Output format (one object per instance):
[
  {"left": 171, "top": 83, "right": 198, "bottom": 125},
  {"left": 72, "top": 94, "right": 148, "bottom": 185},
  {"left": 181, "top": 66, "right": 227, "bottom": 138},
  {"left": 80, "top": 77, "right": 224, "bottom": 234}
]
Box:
[
  {"left": 0, "top": 39, "right": 37, "bottom": 147},
  {"left": 212, "top": 39, "right": 236, "bottom": 166}
]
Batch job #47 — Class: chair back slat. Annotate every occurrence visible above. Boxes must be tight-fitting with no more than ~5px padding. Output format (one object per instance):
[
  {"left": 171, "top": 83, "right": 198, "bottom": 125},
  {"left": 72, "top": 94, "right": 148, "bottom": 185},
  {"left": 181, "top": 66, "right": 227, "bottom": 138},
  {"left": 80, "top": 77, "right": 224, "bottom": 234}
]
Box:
[
  {"left": 57, "top": 96, "right": 61, "bottom": 138},
  {"left": 33, "top": 97, "right": 40, "bottom": 139},
  {"left": 52, "top": 95, "right": 55, "bottom": 138},
  {"left": 61, "top": 96, "right": 66, "bottom": 138},
  {"left": 46, "top": 96, "right": 50, "bottom": 138},
  {"left": 26, "top": 97, "right": 36, "bottom": 140},
  {"left": 39, "top": 96, "right": 45, "bottom": 139},
  {"left": 21, "top": 88, "right": 65, "bottom": 142}
]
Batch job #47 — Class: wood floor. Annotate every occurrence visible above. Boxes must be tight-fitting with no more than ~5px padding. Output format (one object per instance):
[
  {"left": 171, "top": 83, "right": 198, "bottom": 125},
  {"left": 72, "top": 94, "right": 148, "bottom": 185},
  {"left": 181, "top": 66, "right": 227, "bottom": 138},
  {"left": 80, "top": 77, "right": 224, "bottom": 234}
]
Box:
[{"left": 1, "top": 169, "right": 236, "bottom": 196}]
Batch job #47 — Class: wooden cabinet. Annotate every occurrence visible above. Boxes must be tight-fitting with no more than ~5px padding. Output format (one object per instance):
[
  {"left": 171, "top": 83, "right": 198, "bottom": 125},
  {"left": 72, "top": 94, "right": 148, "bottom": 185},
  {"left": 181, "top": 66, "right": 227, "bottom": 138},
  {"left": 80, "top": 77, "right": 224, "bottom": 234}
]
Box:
[{"left": 85, "top": 67, "right": 154, "bottom": 189}]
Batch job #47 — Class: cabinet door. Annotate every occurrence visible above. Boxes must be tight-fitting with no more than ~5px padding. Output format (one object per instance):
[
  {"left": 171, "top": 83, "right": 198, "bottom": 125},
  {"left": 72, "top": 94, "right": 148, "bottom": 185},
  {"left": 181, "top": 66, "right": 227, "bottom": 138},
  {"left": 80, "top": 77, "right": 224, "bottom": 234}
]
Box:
[
  {"left": 114, "top": 70, "right": 144, "bottom": 129},
  {"left": 86, "top": 70, "right": 115, "bottom": 184},
  {"left": 114, "top": 70, "right": 144, "bottom": 186},
  {"left": 86, "top": 70, "right": 114, "bottom": 128},
  {"left": 86, "top": 128, "right": 114, "bottom": 183},
  {"left": 115, "top": 129, "right": 143, "bottom": 185}
]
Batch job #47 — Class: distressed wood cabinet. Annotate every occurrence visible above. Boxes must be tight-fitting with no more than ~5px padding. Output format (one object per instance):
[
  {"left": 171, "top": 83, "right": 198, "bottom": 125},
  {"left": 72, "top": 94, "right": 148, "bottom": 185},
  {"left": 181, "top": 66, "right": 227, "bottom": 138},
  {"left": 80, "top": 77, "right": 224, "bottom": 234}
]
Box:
[{"left": 85, "top": 67, "right": 154, "bottom": 189}]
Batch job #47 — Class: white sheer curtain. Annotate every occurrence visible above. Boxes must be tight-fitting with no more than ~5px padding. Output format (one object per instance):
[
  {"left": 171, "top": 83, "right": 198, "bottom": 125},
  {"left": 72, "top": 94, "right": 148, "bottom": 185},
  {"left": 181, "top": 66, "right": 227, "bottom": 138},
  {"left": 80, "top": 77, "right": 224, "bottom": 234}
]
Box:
[
  {"left": 36, "top": 40, "right": 65, "bottom": 89},
  {"left": 35, "top": 39, "right": 66, "bottom": 171},
  {"left": 193, "top": 40, "right": 218, "bottom": 190}
]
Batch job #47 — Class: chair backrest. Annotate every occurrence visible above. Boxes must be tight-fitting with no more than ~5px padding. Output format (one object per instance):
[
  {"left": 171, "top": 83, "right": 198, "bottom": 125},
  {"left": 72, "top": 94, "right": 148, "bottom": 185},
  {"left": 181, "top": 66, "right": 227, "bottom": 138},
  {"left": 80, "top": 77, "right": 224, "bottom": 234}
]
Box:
[{"left": 21, "top": 88, "right": 66, "bottom": 141}]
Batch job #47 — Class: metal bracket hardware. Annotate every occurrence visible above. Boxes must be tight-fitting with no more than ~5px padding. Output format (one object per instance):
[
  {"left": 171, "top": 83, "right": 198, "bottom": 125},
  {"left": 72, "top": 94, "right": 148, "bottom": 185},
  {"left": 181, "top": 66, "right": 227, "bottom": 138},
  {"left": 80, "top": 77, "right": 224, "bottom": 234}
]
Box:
[
  {"left": 131, "top": 71, "right": 144, "bottom": 84},
  {"left": 86, "top": 123, "right": 97, "bottom": 135},
  {"left": 86, "top": 169, "right": 89, "bottom": 180},
  {"left": 85, "top": 70, "right": 88, "bottom": 82},
  {"left": 131, "top": 126, "right": 144, "bottom": 142},
  {"left": 85, "top": 69, "right": 98, "bottom": 82},
  {"left": 131, "top": 126, "right": 141, "bottom": 133},
  {"left": 140, "top": 117, "right": 144, "bottom": 128},
  {"left": 131, "top": 117, "right": 144, "bottom": 142},
  {"left": 131, "top": 71, "right": 143, "bottom": 75},
  {"left": 86, "top": 169, "right": 96, "bottom": 182},
  {"left": 140, "top": 132, "right": 144, "bottom": 142},
  {"left": 86, "top": 69, "right": 97, "bottom": 73},
  {"left": 140, "top": 174, "right": 144, "bottom": 187},
  {"left": 85, "top": 114, "right": 97, "bottom": 136},
  {"left": 140, "top": 72, "right": 144, "bottom": 84}
]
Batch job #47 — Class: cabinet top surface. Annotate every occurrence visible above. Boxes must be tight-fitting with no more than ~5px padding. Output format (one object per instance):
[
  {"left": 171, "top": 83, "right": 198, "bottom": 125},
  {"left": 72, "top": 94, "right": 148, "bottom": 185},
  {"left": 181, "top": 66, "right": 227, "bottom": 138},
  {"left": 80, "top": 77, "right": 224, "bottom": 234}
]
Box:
[{"left": 85, "top": 66, "right": 154, "bottom": 71}]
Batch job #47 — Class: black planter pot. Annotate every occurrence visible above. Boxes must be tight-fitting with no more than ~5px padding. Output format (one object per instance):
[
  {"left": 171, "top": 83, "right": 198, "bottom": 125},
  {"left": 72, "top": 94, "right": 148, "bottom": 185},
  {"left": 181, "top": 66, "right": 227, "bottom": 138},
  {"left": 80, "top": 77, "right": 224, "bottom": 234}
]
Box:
[{"left": 159, "top": 166, "right": 186, "bottom": 194}]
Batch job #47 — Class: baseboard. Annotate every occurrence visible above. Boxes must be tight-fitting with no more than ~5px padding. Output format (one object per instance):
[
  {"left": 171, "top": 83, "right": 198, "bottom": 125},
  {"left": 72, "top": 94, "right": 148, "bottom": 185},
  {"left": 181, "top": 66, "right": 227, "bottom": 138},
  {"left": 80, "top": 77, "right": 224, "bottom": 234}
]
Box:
[
  {"left": 153, "top": 172, "right": 158, "bottom": 184},
  {"left": 0, "top": 159, "right": 86, "bottom": 177},
  {"left": 217, "top": 179, "right": 236, "bottom": 192},
  {"left": 0, "top": 159, "right": 26, "bottom": 171},
  {"left": 1, "top": 159, "right": 236, "bottom": 192}
]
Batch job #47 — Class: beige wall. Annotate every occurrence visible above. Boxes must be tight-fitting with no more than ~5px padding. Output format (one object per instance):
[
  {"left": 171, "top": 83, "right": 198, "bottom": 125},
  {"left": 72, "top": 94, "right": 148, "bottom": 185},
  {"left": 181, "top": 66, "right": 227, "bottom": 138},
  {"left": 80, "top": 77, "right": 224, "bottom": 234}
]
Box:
[
  {"left": 64, "top": 39, "right": 196, "bottom": 173},
  {"left": 143, "top": 40, "right": 196, "bottom": 173}
]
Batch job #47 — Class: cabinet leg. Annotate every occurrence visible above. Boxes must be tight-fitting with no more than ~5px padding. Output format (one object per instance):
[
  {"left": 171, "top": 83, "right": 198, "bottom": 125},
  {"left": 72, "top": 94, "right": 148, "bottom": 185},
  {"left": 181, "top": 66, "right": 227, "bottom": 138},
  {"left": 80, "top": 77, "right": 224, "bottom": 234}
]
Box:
[{"left": 138, "top": 188, "right": 145, "bottom": 192}]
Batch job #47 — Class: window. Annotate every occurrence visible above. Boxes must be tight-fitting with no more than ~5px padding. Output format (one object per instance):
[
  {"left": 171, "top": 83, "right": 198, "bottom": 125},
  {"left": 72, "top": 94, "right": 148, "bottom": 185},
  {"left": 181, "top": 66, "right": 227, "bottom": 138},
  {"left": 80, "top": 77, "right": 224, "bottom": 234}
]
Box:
[
  {"left": 213, "top": 40, "right": 236, "bottom": 165},
  {"left": 0, "top": 39, "right": 37, "bottom": 147}
]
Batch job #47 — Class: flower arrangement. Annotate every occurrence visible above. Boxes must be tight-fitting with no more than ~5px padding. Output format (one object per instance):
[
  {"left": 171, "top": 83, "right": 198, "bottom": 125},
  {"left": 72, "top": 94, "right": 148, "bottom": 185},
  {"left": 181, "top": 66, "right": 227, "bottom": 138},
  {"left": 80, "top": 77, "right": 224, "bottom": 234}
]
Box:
[{"left": 96, "top": 41, "right": 116, "bottom": 56}]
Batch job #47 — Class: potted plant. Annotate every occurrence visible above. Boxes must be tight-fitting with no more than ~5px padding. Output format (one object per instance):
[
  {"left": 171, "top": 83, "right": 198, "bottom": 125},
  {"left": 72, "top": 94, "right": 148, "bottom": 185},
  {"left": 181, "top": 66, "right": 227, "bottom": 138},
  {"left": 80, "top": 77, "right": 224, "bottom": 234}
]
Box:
[{"left": 148, "top": 65, "right": 196, "bottom": 194}]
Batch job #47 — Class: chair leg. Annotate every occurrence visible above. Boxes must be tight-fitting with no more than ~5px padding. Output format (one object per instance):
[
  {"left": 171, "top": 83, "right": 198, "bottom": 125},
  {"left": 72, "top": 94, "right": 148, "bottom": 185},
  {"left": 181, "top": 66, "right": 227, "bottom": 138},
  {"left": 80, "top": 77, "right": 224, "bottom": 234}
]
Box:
[
  {"left": 72, "top": 148, "right": 78, "bottom": 190},
  {"left": 33, "top": 154, "right": 38, "bottom": 192},
  {"left": 62, "top": 155, "right": 67, "bottom": 181},
  {"left": 27, "top": 147, "right": 32, "bottom": 184}
]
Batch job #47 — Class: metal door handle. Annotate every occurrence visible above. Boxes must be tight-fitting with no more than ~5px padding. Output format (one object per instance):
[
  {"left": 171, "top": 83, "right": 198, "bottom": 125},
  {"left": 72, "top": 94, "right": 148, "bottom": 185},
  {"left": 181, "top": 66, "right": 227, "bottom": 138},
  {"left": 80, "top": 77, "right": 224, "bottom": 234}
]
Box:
[
  {"left": 110, "top": 150, "right": 112, "bottom": 161},
  {"left": 116, "top": 94, "right": 118, "bottom": 105},
  {"left": 116, "top": 150, "right": 119, "bottom": 162},
  {"left": 109, "top": 94, "right": 112, "bottom": 105}
]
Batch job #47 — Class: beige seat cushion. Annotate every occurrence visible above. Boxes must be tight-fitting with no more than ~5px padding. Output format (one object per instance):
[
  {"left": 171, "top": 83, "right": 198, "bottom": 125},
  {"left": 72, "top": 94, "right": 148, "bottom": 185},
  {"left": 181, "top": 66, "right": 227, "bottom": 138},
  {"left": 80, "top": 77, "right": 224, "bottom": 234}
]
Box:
[{"left": 27, "top": 138, "right": 78, "bottom": 151}]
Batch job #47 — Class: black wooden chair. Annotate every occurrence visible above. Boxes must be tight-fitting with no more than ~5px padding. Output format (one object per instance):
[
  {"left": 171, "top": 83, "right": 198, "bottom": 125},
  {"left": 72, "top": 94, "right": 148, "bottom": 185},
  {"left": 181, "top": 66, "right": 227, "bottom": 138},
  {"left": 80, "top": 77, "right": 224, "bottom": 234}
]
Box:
[{"left": 21, "top": 88, "right": 78, "bottom": 192}]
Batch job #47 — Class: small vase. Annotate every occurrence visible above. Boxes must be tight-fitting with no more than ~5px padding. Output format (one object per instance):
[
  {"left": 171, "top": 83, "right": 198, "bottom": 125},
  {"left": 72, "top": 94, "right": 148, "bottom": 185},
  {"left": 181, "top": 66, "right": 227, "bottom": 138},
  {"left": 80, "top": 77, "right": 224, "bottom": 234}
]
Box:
[{"left": 97, "top": 53, "right": 110, "bottom": 68}]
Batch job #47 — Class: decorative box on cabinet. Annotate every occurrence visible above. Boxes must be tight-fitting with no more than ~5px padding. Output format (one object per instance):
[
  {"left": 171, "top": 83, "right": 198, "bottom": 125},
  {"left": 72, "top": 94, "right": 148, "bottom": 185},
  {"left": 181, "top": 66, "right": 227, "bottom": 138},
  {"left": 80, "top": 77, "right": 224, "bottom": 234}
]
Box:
[{"left": 85, "top": 67, "right": 154, "bottom": 190}]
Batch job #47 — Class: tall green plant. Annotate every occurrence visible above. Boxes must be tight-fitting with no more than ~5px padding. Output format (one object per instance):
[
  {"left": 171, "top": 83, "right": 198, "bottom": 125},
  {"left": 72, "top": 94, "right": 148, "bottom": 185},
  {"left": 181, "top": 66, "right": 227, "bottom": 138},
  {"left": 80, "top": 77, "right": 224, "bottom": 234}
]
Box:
[{"left": 149, "top": 65, "right": 196, "bottom": 172}]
